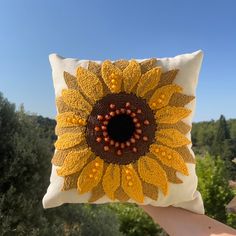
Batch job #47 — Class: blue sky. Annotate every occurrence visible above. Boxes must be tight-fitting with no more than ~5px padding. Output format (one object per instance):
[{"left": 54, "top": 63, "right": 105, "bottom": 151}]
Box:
[{"left": 0, "top": 0, "right": 235, "bottom": 121}]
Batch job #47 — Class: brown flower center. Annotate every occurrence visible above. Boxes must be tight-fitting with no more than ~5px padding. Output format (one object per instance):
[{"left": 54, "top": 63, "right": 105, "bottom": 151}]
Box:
[{"left": 85, "top": 92, "right": 156, "bottom": 165}]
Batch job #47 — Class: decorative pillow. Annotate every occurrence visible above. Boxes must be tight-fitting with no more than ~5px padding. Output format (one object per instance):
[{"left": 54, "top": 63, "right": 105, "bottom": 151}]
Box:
[{"left": 43, "top": 51, "right": 204, "bottom": 214}]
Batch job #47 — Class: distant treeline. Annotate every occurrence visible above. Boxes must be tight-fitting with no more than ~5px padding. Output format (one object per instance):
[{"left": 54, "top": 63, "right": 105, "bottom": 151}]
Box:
[{"left": 192, "top": 116, "right": 236, "bottom": 178}]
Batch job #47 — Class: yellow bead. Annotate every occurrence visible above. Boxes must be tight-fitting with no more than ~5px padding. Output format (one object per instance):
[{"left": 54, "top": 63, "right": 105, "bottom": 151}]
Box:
[
  {"left": 111, "top": 79, "right": 116, "bottom": 84},
  {"left": 152, "top": 102, "right": 156, "bottom": 107},
  {"left": 162, "top": 151, "right": 166, "bottom": 156},
  {"left": 110, "top": 73, "right": 115, "bottom": 78},
  {"left": 128, "top": 181, "right": 133, "bottom": 186},
  {"left": 155, "top": 148, "right": 160, "bottom": 153},
  {"left": 158, "top": 99, "right": 162, "bottom": 103},
  {"left": 160, "top": 94, "right": 165, "bottom": 99},
  {"left": 72, "top": 118, "right": 77, "bottom": 124},
  {"left": 168, "top": 155, "right": 172, "bottom": 160},
  {"left": 111, "top": 84, "right": 116, "bottom": 89},
  {"left": 89, "top": 174, "right": 93, "bottom": 178},
  {"left": 125, "top": 169, "right": 130, "bottom": 174},
  {"left": 92, "top": 168, "right": 97, "bottom": 173},
  {"left": 126, "top": 175, "right": 131, "bottom": 180},
  {"left": 95, "top": 162, "right": 99, "bottom": 167},
  {"left": 66, "top": 117, "right": 71, "bottom": 122}
]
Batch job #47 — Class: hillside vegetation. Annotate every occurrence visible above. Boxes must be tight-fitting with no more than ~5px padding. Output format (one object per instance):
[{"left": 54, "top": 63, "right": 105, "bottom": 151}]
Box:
[{"left": 1, "top": 92, "right": 236, "bottom": 235}]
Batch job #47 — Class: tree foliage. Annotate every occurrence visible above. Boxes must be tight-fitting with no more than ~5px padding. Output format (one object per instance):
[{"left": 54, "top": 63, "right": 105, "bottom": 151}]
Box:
[
  {"left": 192, "top": 115, "right": 236, "bottom": 178},
  {"left": 0, "top": 93, "right": 122, "bottom": 236},
  {"left": 196, "top": 154, "right": 235, "bottom": 224},
  {"left": 1, "top": 91, "right": 236, "bottom": 234},
  {"left": 109, "top": 203, "right": 167, "bottom": 236}
]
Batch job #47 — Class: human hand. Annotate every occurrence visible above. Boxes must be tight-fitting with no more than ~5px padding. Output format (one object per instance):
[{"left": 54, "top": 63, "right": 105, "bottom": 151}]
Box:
[{"left": 140, "top": 205, "right": 236, "bottom": 236}]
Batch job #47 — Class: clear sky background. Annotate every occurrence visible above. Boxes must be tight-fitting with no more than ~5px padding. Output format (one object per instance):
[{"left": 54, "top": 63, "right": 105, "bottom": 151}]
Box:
[{"left": 0, "top": 0, "right": 235, "bottom": 121}]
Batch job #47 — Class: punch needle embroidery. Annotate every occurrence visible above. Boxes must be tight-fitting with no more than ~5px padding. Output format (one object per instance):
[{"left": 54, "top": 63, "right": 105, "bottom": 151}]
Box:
[{"left": 52, "top": 58, "right": 195, "bottom": 203}]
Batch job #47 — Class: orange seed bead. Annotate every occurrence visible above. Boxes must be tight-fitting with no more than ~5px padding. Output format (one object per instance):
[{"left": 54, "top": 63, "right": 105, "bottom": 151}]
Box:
[
  {"left": 117, "top": 150, "right": 122, "bottom": 156},
  {"left": 143, "top": 136, "right": 148, "bottom": 141},
  {"left": 94, "top": 126, "right": 100, "bottom": 131},
  {"left": 96, "top": 137, "right": 102, "bottom": 142}
]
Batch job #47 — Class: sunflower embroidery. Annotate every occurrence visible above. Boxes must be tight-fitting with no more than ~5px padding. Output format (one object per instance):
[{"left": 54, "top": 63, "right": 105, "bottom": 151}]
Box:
[{"left": 52, "top": 58, "right": 196, "bottom": 203}]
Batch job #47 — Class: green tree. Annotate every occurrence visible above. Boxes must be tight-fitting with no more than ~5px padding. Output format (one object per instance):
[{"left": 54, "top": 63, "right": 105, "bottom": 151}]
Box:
[
  {"left": 192, "top": 120, "right": 215, "bottom": 155},
  {"left": 109, "top": 203, "right": 167, "bottom": 236},
  {"left": 211, "top": 115, "right": 231, "bottom": 156},
  {"left": 228, "top": 119, "right": 236, "bottom": 139},
  {"left": 0, "top": 93, "right": 122, "bottom": 236},
  {"left": 196, "top": 154, "right": 236, "bottom": 226}
]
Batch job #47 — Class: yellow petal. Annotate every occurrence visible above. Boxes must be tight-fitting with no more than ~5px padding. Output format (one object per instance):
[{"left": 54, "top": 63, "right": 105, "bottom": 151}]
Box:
[
  {"left": 156, "top": 129, "right": 191, "bottom": 148},
  {"left": 136, "top": 67, "right": 162, "bottom": 97},
  {"left": 57, "top": 149, "right": 92, "bottom": 176},
  {"left": 138, "top": 156, "right": 168, "bottom": 195},
  {"left": 102, "top": 164, "right": 120, "bottom": 200},
  {"left": 155, "top": 106, "right": 191, "bottom": 124},
  {"left": 55, "top": 126, "right": 84, "bottom": 136},
  {"left": 77, "top": 157, "right": 104, "bottom": 194},
  {"left": 101, "top": 60, "right": 123, "bottom": 93},
  {"left": 55, "top": 132, "right": 84, "bottom": 150},
  {"left": 150, "top": 144, "right": 189, "bottom": 176},
  {"left": 64, "top": 72, "right": 78, "bottom": 90},
  {"left": 56, "top": 112, "right": 86, "bottom": 128},
  {"left": 121, "top": 164, "right": 144, "bottom": 203},
  {"left": 123, "top": 60, "right": 141, "bottom": 93},
  {"left": 62, "top": 89, "right": 92, "bottom": 114},
  {"left": 149, "top": 84, "right": 182, "bottom": 110},
  {"left": 76, "top": 67, "right": 104, "bottom": 102}
]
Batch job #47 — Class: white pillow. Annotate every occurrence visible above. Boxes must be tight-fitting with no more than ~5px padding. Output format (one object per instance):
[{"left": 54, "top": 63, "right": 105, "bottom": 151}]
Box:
[{"left": 43, "top": 50, "right": 204, "bottom": 214}]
